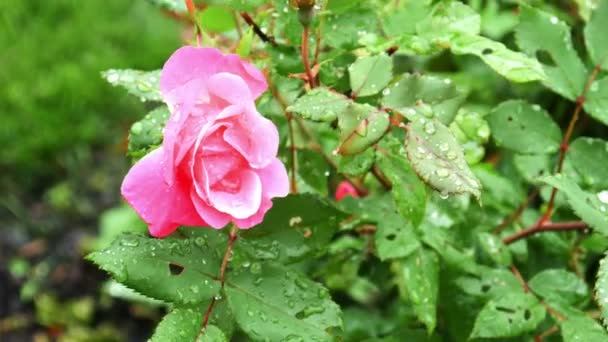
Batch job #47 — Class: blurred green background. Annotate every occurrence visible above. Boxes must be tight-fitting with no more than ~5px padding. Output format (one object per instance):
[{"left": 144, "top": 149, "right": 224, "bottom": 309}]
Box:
[{"left": 0, "top": 0, "right": 183, "bottom": 340}]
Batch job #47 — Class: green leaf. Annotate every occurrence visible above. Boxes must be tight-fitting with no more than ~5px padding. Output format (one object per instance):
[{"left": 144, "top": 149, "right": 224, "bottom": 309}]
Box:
[
  {"left": 225, "top": 262, "right": 342, "bottom": 341},
  {"left": 540, "top": 174, "right": 608, "bottom": 235},
  {"left": 488, "top": 100, "right": 562, "bottom": 154},
  {"left": 561, "top": 314, "right": 608, "bottom": 342},
  {"left": 449, "top": 108, "right": 490, "bottom": 164},
  {"left": 199, "top": 6, "right": 235, "bottom": 33},
  {"left": 584, "top": 76, "right": 608, "bottom": 126},
  {"left": 567, "top": 137, "right": 608, "bottom": 190},
  {"left": 297, "top": 149, "right": 329, "bottom": 196},
  {"left": 102, "top": 69, "right": 162, "bottom": 102},
  {"left": 393, "top": 248, "right": 439, "bottom": 334},
  {"left": 287, "top": 88, "right": 350, "bottom": 122},
  {"left": 596, "top": 252, "right": 608, "bottom": 326},
  {"left": 514, "top": 154, "right": 553, "bottom": 184},
  {"left": 238, "top": 194, "right": 347, "bottom": 264},
  {"left": 338, "top": 148, "right": 375, "bottom": 177},
  {"left": 477, "top": 232, "right": 512, "bottom": 267},
  {"left": 405, "top": 117, "right": 482, "bottom": 199},
  {"left": 421, "top": 224, "right": 479, "bottom": 275},
  {"left": 87, "top": 233, "right": 222, "bottom": 304},
  {"left": 515, "top": 6, "right": 587, "bottom": 100},
  {"left": 376, "top": 135, "right": 427, "bottom": 227},
  {"left": 417, "top": 1, "right": 481, "bottom": 41},
  {"left": 528, "top": 269, "right": 588, "bottom": 305},
  {"left": 470, "top": 292, "right": 546, "bottom": 338},
  {"left": 336, "top": 103, "right": 390, "bottom": 155},
  {"left": 381, "top": 73, "right": 465, "bottom": 124},
  {"left": 322, "top": 8, "right": 379, "bottom": 50},
  {"left": 454, "top": 267, "right": 521, "bottom": 299},
  {"left": 451, "top": 34, "right": 545, "bottom": 83},
  {"left": 348, "top": 54, "right": 393, "bottom": 97},
  {"left": 128, "top": 106, "right": 170, "bottom": 158},
  {"left": 150, "top": 306, "right": 227, "bottom": 342},
  {"left": 584, "top": 0, "right": 608, "bottom": 70}
]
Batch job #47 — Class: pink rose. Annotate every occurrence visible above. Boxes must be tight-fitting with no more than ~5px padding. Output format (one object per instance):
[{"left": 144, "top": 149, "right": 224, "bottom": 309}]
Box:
[
  {"left": 335, "top": 181, "right": 360, "bottom": 202},
  {"left": 121, "top": 47, "right": 289, "bottom": 237}
]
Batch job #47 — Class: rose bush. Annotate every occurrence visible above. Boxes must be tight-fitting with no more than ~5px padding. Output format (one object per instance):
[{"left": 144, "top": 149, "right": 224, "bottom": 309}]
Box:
[{"left": 121, "top": 47, "right": 289, "bottom": 237}]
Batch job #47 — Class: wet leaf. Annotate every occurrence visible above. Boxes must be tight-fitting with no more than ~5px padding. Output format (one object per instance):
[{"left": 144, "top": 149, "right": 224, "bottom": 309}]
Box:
[
  {"left": 528, "top": 269, "right": 588, "bottom": 305},
  {"left": 540, "top": 174, "right": 608, "bottom": 236},
  {"left": 225, "top": 262, "right": 342, "bottom": 341},
  {"left": 584, "top": 0, "right": 608, "bottom": 70},
  {"left": 287, "top": 88, "right": 351, "bottom": 122},
  {"left": 595, "top": 252, "right": 608, "bottom": 326},
  {"left": 128, "top": 106, "right": 170, "bottom": 159},
  {"left": 488, "top": 100, "right": 562, "bottom": 154},
  {"left": 405, "top": 117, "right": 482, "bottom": 199},
  {"left": 102, "top": 69, "right": 162, "bottom": 102},
  {"left": 337, "top": 103, "right": 390, "bottom": 155},
  {"left": 393, "top": 248, "right": 439, "bottom": 334},
  {"left": 348, "top": 54, "right": 393, "bottom": 97},
  {"left": 451, "top": 34, "right": 545, "bottom": 82},
  {"left": 566, "top": 137, "right": 608, "bottom": 190},
  {"left": 470, "top": 292, "right": 546, "bottom": 338}
]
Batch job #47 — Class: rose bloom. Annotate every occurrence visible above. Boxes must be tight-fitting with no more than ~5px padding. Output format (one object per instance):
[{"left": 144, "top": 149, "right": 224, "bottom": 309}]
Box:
[{"left": 121, "top": 47, "right": 289, "bottom": 237}]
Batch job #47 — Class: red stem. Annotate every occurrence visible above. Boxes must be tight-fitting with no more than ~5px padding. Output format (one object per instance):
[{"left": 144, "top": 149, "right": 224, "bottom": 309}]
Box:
[
  {"left": 494, "top": 189, "right": 539, "bottom": 234},
  {"left": 503, "top": 221, "right": 588, "bottom": 245},
  {"left": 301, "top": 26, "right": 315, "bottom": 88},
  {"left": 198, "top": 226, "right": 238, "bottom": 337},
  {"left": 537, "top": 62, "right": 603, "bottom": 225}
]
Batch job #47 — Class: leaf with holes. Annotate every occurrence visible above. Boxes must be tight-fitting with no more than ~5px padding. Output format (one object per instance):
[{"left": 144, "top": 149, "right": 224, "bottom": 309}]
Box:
[
  {"left": 451, "top": 34, "right": 545, "bottom": 83},
  {"left": 584, "top": 0, "right": 608, "bottom": 70},
  {"left": 514, "top": 154, "right": 553, "bottom": 184},
  {"left": 454, "top": 267, "right": 521, "bottom": 299},
  {"left": 515, "top": 6, "right": 587, "bottom": 100},
  {"left": 287, "top": 88, "right": 351, "bottom": 122},
  {"left": 150, "top": 306, "right": 228, "bottom": 342},
  {"left": 376, "top": 135, "right": 427, "bottom": 227},
  {"left": 336, "top": 103, "right": 390, "bottom": 155},
  {"left": 540, "top": 174, "right": 608, "bottom": 236},
  {"left": 225, "top": 262, "right": 342, "bottom": 341},
  {"left": 128, "top": 106, "right": 170, "bottom": 159},
  {"left": 567, "top": 137, "right": 608, "bottom": 189},
  {"left": 488, "top": 100, "right": 562, "bottom": 154},
  {"left": 528, "top": 269, "right": 588, "bottom": 305},
  {"left": 236, "top": 194, "right": 347, "bottom": 265},
  {"left": 595, "top": 252, "right": 608, "bottom": 326},
  {"left": 392, "top": 248, "right": 439, "bottom": 334},
  {"left": 470, "top": 292, "right": 546, "bottom": 338},
  {"left": 348, "top": 54, "right": 393, "bottom": 97},
  {"left": 87, "top": 232, "right": 223, "bottom": 304},
  {"left": 381, "top": 73, "right": 465, "bottom": 124},
  {"left": 102, "top": 69, "right": 162, "bottom": 102},
  {"left": 405, "top": 117, "right": 481, "bottom": 199}
]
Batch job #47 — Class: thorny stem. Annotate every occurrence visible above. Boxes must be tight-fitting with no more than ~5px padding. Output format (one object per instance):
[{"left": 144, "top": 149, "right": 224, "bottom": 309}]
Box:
[
  {"left": 301, "top": 26, "right": 316, "bottom": 88},
  {"left": 537, "top": 62, "right": 603, "bottom": 225},
  {"left": 198, "top": 226, "right": 239, "bottom": 338},
  {"left": 240, "top": 12, "right": 277, "bottom": 46},
  {"left": 503, "top": 221, "right": 588, "bottom": 245}
]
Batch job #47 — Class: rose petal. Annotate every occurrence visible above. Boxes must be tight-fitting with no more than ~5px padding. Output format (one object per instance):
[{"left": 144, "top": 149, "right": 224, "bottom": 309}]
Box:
[
  {"left": 335, "top": 181, "right": 360, "bottom": 202},
  {"left": 232, "top": 198, "right": 273, "bottom": 229},
  {"left": 208, "top": 169, "right": 262, "bottom": 219},
  {"left": 208, "top": 72, "right": 253, "bottom": 105},
  {"left": 191, "top": 192, "right": 232, "bottom": 229},
  {"left": 257, "top": 158, "right": 290, "bottom": 198},
  {"left": 222, "top": 53, "right": 268, "bottom": 98},
  {"left": 223, "top": 111, "right": 279, "bottom": 169},
  {"left": 160, "top": 47, "right": 267, "bottom": 106},
  {"left": 121, "top": 148, "right": 206, "bottom": 237}
]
